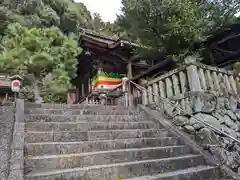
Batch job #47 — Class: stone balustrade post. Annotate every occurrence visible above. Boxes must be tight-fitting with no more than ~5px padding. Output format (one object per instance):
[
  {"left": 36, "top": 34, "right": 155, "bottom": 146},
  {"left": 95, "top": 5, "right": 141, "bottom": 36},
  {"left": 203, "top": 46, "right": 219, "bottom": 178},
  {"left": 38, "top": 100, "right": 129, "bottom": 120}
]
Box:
[
  {"left": 142, "top": 89, "right": 148, "bottom": 105},
  {"left": 122, "top": 77, "right": 129, "bottom": 106},
  {"left": 99, "top": 93, "right": 107, "bottom": 105},
  {"left": 185, "top": 56, "right": 202, "bottom": 91},
  {"left": 185, "top": 56, "right": 203, "bottom": 112}
]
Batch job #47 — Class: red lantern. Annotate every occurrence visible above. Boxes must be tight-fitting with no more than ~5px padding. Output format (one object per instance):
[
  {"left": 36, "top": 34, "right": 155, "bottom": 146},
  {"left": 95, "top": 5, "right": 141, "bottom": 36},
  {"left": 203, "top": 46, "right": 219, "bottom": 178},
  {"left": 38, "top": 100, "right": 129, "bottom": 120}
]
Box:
[{"left": 11, "top": 80, "right": 21, "bottom": 92}]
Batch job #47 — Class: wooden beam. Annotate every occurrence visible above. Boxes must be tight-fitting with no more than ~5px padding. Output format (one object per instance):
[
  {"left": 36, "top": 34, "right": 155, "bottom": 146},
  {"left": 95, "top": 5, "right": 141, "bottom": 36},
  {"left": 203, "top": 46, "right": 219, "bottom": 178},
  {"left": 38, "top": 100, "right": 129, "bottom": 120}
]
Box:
[{"left": 82, "top": 43, "right": 109, "bottom": 52}]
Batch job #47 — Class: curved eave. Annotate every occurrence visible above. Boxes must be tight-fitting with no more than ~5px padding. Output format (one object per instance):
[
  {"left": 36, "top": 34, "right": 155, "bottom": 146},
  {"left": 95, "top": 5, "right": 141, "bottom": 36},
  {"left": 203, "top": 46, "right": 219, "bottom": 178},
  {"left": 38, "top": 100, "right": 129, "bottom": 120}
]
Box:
[
  {"left": 80, "top": 35, "right": 129, "bottom": 51},
  {"left": 79, "top": 30, "right": 140, "bottom": 52}
]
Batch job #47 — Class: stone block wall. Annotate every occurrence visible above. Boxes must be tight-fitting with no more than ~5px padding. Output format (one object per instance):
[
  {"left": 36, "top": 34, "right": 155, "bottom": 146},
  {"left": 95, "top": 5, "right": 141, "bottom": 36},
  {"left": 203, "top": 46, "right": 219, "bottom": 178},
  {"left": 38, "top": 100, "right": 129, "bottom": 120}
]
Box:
[
  {"left": 0, "top": 105, "right": 15, "bottom": 179},
  {"left": 8, "top": 99, "right": 25, "bottom": 180},
  {"left": 142, "top": 56, "right": 240, "bottom": 176},
  {"left": 0, "top": 100, "right": 25, "bottom": 180},
  {"left": 149, "top": 95, "right": 240, "bottom": 175}
]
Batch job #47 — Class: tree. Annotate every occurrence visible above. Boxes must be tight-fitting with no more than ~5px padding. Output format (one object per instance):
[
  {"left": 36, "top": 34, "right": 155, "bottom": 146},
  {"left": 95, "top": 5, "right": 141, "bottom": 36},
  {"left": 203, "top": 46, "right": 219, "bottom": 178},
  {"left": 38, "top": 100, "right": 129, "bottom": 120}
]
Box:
[
  {"left": 0, "top": 0, "right": 92, "bottom": 103},
  {"left": 117, "top": 0, "right": 239, "bottom": 61},
  {"left": 0, "top": 23, "right": 81, "bottom": 102},
  {"left": 90, "top": 13, "right": 105, "bottom": 32},
  {"left": 0, "top": 0, "right": 92, "bottom": 35}
]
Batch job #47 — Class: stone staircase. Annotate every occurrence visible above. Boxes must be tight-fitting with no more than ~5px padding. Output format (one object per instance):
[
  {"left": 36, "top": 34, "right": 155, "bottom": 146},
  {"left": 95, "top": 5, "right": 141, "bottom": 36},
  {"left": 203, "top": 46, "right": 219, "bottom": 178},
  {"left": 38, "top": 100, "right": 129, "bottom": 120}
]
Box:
[{"left": 24, "top": 104, "right": 229, "bottom": 180}]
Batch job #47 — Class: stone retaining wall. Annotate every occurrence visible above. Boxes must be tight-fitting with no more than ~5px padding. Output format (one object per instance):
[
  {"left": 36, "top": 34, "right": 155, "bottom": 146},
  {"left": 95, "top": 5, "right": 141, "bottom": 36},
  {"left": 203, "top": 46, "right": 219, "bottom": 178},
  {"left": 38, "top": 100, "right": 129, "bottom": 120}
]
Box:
[
  {"left": 8, "top": 99, "right": 25, "bottom": 180},
  {"left": 0, "top": 100, "right": 25, "bottom": 180},
  {"left": 148, "top": 96, "right": 240, "bottom": 176},
  {"left": 0, "top": 105, "right": 15, "bottom": 179}
]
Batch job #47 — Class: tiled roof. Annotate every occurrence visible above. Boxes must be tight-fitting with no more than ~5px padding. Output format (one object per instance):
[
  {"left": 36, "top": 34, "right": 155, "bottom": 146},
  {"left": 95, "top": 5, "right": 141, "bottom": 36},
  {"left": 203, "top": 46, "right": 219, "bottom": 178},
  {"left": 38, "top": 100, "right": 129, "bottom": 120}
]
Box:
[
  {"left": 79, "top": 29, "right": 141, "bottom": 49},
  {"left": 0, "top": 76, "right": 11, "bottom": 88}
]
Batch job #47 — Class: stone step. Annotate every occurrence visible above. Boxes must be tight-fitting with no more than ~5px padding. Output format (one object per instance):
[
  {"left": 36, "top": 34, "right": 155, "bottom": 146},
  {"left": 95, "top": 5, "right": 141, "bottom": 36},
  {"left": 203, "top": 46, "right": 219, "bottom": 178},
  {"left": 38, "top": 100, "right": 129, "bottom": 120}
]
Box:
[
  {"left": 25, "top": 108, "right": 138, "bottom": 115},
  {"left": 26, "top": 137, "right": 183, "bottom": 156},
  {"left": 25, "top": 103, "right": 133, "bottom": 110},
  {"left": 26, "top": 121, "right": 155, "bottom": 132},
  {"left": 25, "top": 114, "right": 145, "bottom": 123},
  {"left": 26, "top": 129, "right": 171, "bottom": 143},
  {"left": 25, "top": 145, "right": 193, "bottom": 172},
  {"left": 123, "top": 165, "right": 220, "bottom": 180},
  {"left": 25, "top": 154, "right": 205, "bottom": 180}
]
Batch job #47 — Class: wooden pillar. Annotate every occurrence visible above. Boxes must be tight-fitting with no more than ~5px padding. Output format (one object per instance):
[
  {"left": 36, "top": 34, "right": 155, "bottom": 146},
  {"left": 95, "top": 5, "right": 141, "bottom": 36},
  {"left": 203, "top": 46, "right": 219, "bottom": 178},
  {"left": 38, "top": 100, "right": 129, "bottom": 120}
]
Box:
[
  {"left": 5, "top": 93, "right": 8, "bottom": 101},
  {"left": 75, "top": 86, "right": 79, "bottom": 102},
  {"left": 88, "top": 78, "right": 91, "bottom": 93},
  {"left": 77, "top": 87, "right": 81, "bottom": 102},
  {"left": 81, "top": 83, "right": 84, "bottom": 97},
  {"left": 127, "top": 60, "right": 133, "bottom": 106}
]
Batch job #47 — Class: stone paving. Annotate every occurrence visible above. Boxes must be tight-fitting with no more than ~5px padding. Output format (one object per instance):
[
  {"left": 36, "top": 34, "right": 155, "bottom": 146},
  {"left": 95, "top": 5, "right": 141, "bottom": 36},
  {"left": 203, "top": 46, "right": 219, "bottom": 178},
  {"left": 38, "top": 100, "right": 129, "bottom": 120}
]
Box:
[{"left": 23, "top": 104, "right": 234, "bottom": 180}]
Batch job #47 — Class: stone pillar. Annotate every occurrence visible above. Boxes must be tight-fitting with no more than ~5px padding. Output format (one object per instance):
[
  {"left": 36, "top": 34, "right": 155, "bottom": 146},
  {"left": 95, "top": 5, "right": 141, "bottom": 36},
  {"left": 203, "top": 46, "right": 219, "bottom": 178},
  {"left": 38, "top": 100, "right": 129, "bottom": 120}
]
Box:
[
  {"left": 147, "top": 85, "right": 153, "bottom": 104},
  {"left": 8, "top": 99, "right": 25, "bottom": 180},
  {"left": 152, "top": 83, "right": 159, "bottom": 104},
  {"left": 198, "top": 68, "right": 207, "bottom": 90},
  {"left": 5, "top": 93, "right": 8, "bottom": 102},
  {"left": 185, "top": 56, "right": 203, "bottom": 112},
  {"left": 165, "top": 78, "right": 173, "bottom": 98},
  {"left": 99, "top": 93, "right": 107, "bottom": 105},
  {"left": 158, "top": 81, "right": 166, "bottom": 99},
  {"left": 67, "top": 90, "right": 76, "bottom": 104},
  {"left": 212, "top": 72, "right": 220, "bottom": 92},
  {"left": 142, "top": 89, "right": 148, "bottom": 105},
  {"left": 122, "top": 77, "right": 129, "bottom": 106},
  {"left": 185, "top": 56, "right": 202, "bottom": 91}
]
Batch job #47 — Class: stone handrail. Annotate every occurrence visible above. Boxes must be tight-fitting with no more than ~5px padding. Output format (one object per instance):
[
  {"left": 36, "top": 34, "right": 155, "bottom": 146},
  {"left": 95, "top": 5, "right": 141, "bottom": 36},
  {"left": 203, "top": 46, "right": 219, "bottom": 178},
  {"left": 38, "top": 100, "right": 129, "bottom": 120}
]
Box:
[
  {"left": 127, "top": 56, "right": 240, "bottom": 176},
  {"left": 146, "top": 65, "right": 189, "bottom": 106},
  {"left": 106, "top": 83, "right": 125, "bottom": 105},
  {"left": 144, "top": 56, "right": 240, "bottom": 113},
  {"left": 77, "top": 84, "right": 125, "bottom": 105},
  {"left": 107, "top": 79, "right": 143, "bottom": 106},
  {"left": 148, "top": 66, "right": 188, "bottom": 86},
  {"left": 193, "top": 62, "right": 239, "bottom": 96}
]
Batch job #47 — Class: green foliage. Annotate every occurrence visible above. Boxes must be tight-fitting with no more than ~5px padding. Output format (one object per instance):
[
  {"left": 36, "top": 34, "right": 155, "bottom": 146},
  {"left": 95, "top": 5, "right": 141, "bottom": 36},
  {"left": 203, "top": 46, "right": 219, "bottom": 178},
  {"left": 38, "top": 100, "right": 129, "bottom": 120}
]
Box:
[
  {"left": 89, "top": 13, "right": 105, "bottom": 32},
  {"left": 86, "top": 13, "right": 120, "bottom": 37},
  {"left": 117, "top": 0, "right": 239, "bottom": 61},
  {"left": 233, "top": 62, "right": 240, "bottom": 73},
  {"left": 0, "top": 0, "right": 92, "bottom": 35},
  {"left": 0, "top": 1, "right": 94, "bottom": 103},
  {"left": 0, "top": 23, "right": 81, "bottom": 103}
]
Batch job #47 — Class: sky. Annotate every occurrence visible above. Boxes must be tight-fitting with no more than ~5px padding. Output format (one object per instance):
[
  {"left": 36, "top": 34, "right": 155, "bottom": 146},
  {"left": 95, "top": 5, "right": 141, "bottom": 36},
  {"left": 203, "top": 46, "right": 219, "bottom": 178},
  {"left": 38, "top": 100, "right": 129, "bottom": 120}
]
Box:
[
  {"left": 75, "top": 0, "right": 240, "bottom": 22},
  {"left": 75, "top": 0, "right": 122, "bottom": 23},
  {"left": 236, "top": 12, "right": 240, "bottom": 17}
]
